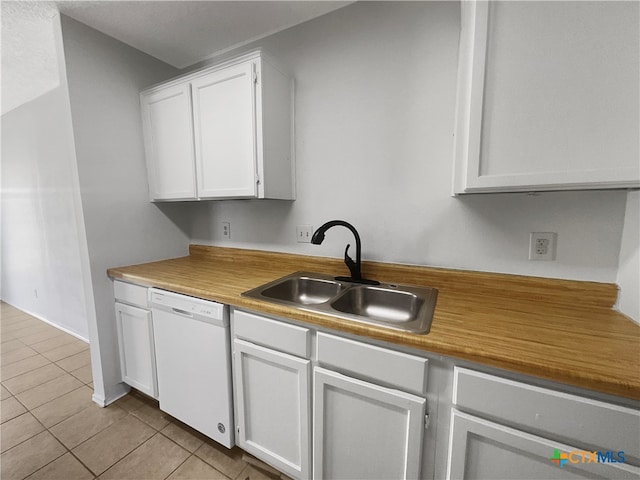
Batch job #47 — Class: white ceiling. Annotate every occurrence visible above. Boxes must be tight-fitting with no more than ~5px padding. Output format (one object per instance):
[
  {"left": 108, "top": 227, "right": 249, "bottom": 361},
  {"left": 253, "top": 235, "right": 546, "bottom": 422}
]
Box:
[
  {"left": 1, "top": 1, "right": 60, "bottom": 114},
  {"left": 55, "top": 1, "right": 352, "bottom": 69},
  {"left": 1, "top": 0, "right": 352, "bottom": 115}
]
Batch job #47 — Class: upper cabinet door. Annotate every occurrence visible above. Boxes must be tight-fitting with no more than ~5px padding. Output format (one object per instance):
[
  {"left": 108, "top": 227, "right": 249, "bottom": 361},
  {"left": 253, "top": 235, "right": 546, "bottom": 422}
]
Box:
[
  {"left": 141, "top": 84, "right": 197, "bottom": 201},
  {"left": 453, "top": 1, "right": 640, "bottom": 194},
  {"left": 192, "top": 62, "right": 258, "bottom": 199}
]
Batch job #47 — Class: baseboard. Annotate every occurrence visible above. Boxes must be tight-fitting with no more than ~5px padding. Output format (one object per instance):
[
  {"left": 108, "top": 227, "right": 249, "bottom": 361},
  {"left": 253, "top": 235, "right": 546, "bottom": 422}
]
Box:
[
  {"left": 93, "top": 383, "right": 130, "bottom": 407},
  {"left": 91, "top": 392, "right": 108, "bottom": 407},
  {"left": 2, "top": 302, "right": 89, "bottom": 343}
]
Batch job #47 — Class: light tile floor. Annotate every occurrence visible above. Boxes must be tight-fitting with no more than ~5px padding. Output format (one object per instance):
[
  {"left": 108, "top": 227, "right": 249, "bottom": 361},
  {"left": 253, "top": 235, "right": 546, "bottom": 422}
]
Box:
[{"left": 1, "top": 302, "right": 279, "bottom": 480}]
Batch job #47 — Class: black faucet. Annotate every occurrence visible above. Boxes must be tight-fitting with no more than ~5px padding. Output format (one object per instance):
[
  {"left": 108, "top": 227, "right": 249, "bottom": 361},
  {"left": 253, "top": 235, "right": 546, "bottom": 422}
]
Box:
[{"left": 311, "top": 220, "right": 379, "bottom": 285}]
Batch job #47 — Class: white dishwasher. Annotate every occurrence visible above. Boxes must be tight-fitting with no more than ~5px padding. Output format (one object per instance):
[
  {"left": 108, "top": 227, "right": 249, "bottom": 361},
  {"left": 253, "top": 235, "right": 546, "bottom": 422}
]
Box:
[{"left": 150, "top": 288, "right": 234, "bottom": 448}]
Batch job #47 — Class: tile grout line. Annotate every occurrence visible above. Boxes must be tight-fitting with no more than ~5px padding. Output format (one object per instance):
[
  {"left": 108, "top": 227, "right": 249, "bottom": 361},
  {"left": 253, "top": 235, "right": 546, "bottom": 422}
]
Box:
[
  {"left": 1, "top": 342, "right": 89, "bottom": 383},
  {"left": 2, "top": 370, "right": 97, "bottom": 479},
  {"left": 1, "top": 325, "right": 60, "bottom": 341},
  {"left": 1, "top": 346, "right": 41, "bottom": 367},
  {"left": 2, "top": 362, "right": 92, "bottom": 397},
  {"left": 30, "top": 338, "right": 84, "bottom": 356},
  {"left": 6, "top": 391, "right": 239, "bottom": 480},
  {"left": 8, "top": 376, "right": 87, "bottom": 412},
  {"left": 162, "top": 452, "right": 193, "bottom": 480},
  {"left": 1, "top": 311, "right": 97, "bottom": 479},
  {"left": 0, "top": 390, "right": 68, "bottom": 479},
  {"left": 99, "top": 431, "right": 165, "bottom": 478},
  {"left": 1, "top": 357, "right": 51, "bottom": 382},
  {"left": 47, "top": 405, "right": 122, "bottom": 477},
  {"left": 2, "top": 306, "right": 243, "bottom": 480},
  {"left": 66, "top": 445, "right": 100, "bottom": 479},
  {"left": 39, "top": 401, "right": 179, "bottom": 477},
  {"left": 155, "top": 430, "right": 234, "bottom": 480},
  {"left": 155, "top": 430, "right": 230, "bottom": 480}
]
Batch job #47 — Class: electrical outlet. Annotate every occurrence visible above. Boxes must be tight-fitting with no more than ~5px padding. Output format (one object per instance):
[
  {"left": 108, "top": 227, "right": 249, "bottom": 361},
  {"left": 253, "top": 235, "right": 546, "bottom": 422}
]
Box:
[
  {"left": 296, "top": 225, "right": 314, "bottom": 243},
  {"left": 529, "top": 232, "right": 557, "bottom": 261},
  {"left": 222, "top": 222, "right": 231, "bottom": 239}
]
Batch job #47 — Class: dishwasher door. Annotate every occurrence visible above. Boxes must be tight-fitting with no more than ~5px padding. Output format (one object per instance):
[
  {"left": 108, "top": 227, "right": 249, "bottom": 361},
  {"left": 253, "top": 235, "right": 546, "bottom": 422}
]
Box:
[{"left": 150, "top": 289, "right": 234, "bottom": 448}]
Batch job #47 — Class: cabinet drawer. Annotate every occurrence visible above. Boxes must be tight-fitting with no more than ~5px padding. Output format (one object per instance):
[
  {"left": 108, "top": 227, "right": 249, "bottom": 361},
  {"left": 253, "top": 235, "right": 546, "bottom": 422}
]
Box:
[
  {"left": 453, "top": 367, "right": 640, "bottom": 460},
  {"left": 233, "top": 310, "right": 310, "bottom": 358},
  {"left": 316, "top": 332, "right": 428, "bottom": 395},
  {"left": 114, "top": 280, "right": 148, "bottom": 308}
]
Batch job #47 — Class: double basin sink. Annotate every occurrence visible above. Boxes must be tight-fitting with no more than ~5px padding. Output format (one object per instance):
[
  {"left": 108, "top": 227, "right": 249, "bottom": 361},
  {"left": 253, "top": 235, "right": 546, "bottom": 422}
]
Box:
[{"left": 242, "top": 272, "right": 438, "bottom": 334}]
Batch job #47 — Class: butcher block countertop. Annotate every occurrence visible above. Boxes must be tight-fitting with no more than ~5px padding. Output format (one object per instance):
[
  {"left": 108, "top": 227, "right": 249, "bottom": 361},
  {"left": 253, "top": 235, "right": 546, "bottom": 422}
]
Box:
[{"left": 107, "top": 245, "right": 640, "bottom": 401}]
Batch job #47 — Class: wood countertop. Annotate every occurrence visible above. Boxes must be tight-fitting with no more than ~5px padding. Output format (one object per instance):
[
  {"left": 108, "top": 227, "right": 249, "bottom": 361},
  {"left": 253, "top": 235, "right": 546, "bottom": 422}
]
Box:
[{"left": 107, "top": 245, "right": 640, "bottom": 401}]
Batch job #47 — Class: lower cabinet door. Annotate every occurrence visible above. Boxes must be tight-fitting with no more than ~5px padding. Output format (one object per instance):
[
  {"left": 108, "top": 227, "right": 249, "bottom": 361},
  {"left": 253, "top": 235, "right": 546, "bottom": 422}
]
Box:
[
  {"left": 446, "top": 409, "right": 640, "bottom": 480},
  {"left": 313, "top": 367, "right": 426, "bottom": 480},
  {"left": 114, "top": 302, "right": 158, "bottom": 398},
  {"left": 233, "top": 339, "right": 311, "bottom": 479}
]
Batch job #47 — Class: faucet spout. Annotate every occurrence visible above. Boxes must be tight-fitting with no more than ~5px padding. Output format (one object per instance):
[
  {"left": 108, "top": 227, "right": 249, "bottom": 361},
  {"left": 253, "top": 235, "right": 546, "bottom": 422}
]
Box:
[{"left": 311, "top": 220, "right": 379, "bottom": 285}]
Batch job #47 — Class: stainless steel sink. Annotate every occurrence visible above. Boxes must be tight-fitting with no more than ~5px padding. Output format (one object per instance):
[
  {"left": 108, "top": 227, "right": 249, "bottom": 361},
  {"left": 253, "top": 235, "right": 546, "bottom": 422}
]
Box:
[
  {"left": 331, "top": 286, "right": 423, "bottom": 323},
  {"left": 260, "top": 276, "right": 345, "bottom": 305},
  {"left": 242, "top": 272, "right": 438, "bottom": 334}
]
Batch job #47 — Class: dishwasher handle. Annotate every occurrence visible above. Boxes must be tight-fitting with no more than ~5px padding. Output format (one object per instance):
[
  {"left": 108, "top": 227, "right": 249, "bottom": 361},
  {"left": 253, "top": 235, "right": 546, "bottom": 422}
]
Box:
[
  {"left": 149, "top": 288, "right": 229, "bottom": 326},
  {"left": 171, "top": 307, "right": 193, "bottom": 317}
]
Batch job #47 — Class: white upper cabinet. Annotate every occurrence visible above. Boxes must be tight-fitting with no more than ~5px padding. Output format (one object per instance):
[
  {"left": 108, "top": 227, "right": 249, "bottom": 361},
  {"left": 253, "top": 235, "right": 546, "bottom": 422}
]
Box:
[
  {"left": 192, "top": 63, "right": 257, "bottom": 199},
  {"left": 140, "top": 50, "right": 294, "bottom": 201},
  {"left": 141, "top": 84, "right": 197, "bottom": 200},
  {"left": 452, "top": 1, "right": 640, "bottom": 194}
]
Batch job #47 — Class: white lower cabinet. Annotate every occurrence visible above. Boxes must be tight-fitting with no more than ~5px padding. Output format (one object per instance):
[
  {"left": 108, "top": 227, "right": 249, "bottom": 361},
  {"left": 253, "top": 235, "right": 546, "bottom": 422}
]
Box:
[
  {"left": 114, "top": 301, "right": 158, "bottom": 399},
  {"left": 232, "top": 310, "right": 312, "bottom": 478},
  {"left": 313, "top": 367, "right": 426, "bottom": 480},
  {"left": 447, "top": 368, "right": 640, "bottom": 480},
  {"left": 447, "top": 410, "right": 636, "bottom": 480},
  {"left": 233, "top": 338, "right": 311, "bottom": 479},
  {"left": 231, "top": 311, "right": 430, "bottom": 480}
]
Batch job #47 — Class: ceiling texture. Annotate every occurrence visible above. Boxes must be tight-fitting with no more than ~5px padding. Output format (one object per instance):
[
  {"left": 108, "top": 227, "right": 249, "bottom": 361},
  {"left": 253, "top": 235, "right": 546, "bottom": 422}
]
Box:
[{"left": 1, "top": 0, "right": 351, "bottom": 115}]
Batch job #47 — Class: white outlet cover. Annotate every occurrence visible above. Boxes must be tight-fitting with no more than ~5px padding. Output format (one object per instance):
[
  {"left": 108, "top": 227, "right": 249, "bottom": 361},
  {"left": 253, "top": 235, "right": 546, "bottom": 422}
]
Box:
[
  {"left": 222, "top": 222, "right": 231, "bottom": 239},
  {"left": 529, "top": 232, "right": 557, "bottom": 261},
  {"left": 296, "top": 225, "right": 314, "bottom": 243}
]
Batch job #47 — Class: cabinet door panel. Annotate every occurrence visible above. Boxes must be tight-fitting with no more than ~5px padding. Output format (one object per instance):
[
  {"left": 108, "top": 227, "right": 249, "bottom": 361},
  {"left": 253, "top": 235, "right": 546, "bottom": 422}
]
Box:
[
  {"left": 447, "top": 410, "right": 640, "bottom": 480},
  {"left": 453, "top": 367, "right": 640, "bottom": 460},
  {"left": 234, "top": 339, "right": 310, "bottom": 479},
  {"left": 192, "top": 62, "right": 257, "bottom": 198},
  {"left": 114, "top": 302, "right": 157, "bottom": 398},
  {"left": 453, "top": 2, "right": 640, "bottom": 193},
  {"left": 141, "top": 84, "right": 196, "bottom": 200},
  {"left": 313, "top": 367, "right": 425, "bottom": 480}
]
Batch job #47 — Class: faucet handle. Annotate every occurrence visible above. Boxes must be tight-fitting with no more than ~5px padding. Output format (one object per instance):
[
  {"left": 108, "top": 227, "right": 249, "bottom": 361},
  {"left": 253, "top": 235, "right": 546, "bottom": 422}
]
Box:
[{"left": 343, "top": 244, "right": 359, "bottom": 279}]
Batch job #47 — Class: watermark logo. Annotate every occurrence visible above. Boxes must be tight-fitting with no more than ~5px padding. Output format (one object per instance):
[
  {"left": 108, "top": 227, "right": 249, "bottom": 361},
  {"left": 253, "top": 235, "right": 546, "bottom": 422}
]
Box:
[
  {"left": 550, "top": 449, "right": 625, "bottom": 468},
  {"left": 550, "top": 449, "right": 568, "bottom": 468}
]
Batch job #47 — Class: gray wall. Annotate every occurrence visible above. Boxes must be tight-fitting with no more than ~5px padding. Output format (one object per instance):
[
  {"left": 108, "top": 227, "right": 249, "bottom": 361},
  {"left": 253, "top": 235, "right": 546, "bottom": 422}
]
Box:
[
  {"left": 617, "top": 192, "right": 639, "bottom": 323},
  {"left": 1, "top": 87, "right": 89, "bottom": 339},
  {"left": 184, "top": 1, "right": 628, "bottom": 284},
  {"left": 59, "top": 15, "right": 189, "bottom": 404}
]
